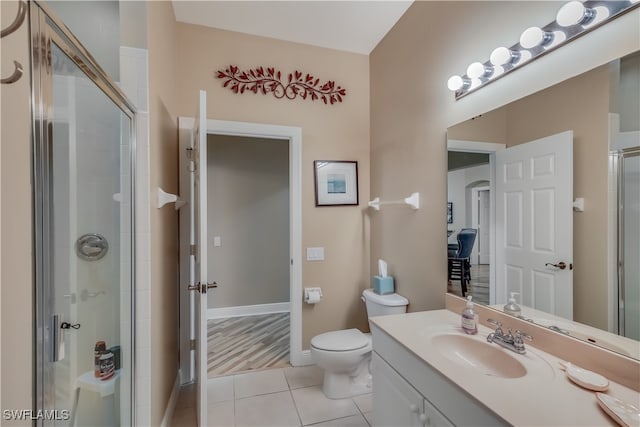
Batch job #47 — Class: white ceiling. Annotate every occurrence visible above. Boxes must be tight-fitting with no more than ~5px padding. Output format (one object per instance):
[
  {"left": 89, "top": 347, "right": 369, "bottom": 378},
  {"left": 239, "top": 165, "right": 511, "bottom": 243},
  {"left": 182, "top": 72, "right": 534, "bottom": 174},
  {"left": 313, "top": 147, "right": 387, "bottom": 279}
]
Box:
[{"left": 171, "top": 1, "right": 414, "bottom": 55}]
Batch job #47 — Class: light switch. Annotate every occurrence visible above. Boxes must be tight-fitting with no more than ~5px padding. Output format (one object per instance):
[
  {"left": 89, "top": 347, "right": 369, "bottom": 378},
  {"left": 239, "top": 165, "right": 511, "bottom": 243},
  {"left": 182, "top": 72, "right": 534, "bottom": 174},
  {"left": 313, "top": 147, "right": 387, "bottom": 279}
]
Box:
[
  {"left": 306, "top": 247, "right": 325, "bottom": 261},
  {"left": 213, "top": 236, "right": 221, "bottom": 247}
]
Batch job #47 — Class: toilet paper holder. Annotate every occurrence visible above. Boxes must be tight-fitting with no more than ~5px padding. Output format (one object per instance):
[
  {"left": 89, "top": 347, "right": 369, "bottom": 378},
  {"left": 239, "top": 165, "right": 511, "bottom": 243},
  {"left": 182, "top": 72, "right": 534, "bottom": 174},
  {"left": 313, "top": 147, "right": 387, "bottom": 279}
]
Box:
[{"left": 304, "top": 287, "right": 323, "bottom": 304}]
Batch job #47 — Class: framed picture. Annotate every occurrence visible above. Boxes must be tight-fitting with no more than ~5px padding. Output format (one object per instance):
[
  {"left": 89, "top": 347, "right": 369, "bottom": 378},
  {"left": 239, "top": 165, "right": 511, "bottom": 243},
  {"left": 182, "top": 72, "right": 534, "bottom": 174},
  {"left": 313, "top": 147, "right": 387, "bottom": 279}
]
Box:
[
  {"left": 447, "top": 202, "right": 453, "bottom": 224},
  {"left": 314, "top": 160, "right": 359, "bottom": 206}
]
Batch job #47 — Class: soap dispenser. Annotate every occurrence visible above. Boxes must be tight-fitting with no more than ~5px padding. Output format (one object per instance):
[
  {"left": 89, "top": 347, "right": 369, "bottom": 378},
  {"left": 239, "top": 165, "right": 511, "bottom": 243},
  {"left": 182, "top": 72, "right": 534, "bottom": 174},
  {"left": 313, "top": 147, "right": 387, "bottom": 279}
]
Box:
[
  {"left": 504, "top": 292, "right": 522, "bottom": 317},
  {"left": 461, "top": 296, "right": 478, "bottom": 335}
]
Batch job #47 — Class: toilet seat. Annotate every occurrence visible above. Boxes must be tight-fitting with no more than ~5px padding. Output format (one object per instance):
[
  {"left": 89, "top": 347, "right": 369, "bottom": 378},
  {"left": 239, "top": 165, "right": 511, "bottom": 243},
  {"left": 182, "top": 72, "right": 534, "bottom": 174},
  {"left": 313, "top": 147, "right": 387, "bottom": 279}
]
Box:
[{"left": 311, "top": 328, "right": 369, "bottom": 352}]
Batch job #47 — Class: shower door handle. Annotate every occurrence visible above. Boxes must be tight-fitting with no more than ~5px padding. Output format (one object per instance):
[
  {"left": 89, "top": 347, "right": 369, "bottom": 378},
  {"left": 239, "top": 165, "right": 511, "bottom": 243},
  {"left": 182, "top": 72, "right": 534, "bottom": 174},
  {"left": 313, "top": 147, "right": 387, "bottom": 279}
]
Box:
[{"left": 51, "top": 314, "right": 64, "bottom": 362}]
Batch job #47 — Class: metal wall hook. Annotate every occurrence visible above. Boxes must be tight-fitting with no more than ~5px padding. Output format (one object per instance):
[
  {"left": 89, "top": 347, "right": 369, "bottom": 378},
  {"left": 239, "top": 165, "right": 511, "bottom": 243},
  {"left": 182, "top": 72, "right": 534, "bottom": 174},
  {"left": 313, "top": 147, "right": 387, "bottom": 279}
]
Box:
[
  {"left": 1, "top": 0, "right": 27, "bottom": 85},
  {"left": 0, "top": 0, "right": 27, "bottom": 38},
  {"left": 1, "top": 60, "right": 23, "bottom": 84}
]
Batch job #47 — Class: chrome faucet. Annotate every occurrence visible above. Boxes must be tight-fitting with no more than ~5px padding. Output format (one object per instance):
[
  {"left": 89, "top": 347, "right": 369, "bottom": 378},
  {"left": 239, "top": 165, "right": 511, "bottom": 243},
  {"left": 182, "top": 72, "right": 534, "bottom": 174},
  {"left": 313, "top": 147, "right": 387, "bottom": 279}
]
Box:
[{"left": 486, "top": 318, "right": 533, "bottom": 354}]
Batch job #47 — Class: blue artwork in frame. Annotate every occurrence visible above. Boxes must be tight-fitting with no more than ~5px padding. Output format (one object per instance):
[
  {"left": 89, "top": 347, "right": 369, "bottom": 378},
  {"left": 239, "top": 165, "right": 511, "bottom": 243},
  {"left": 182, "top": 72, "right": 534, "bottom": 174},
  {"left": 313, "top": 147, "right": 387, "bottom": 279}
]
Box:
[{"left": 314, "top": 160, "right": 358, "bottom": 206}]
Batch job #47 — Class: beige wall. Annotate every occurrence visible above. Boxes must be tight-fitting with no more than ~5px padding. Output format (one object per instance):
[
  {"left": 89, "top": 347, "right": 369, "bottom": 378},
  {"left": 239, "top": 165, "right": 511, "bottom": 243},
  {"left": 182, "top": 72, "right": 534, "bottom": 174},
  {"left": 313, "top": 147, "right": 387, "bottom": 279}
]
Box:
[
  {"left": 370, "top": 2, "right": 639, "bottom": 318},
  {"left": 207, "top": 135, "right": 290, "bottom": 308},
  {"left": 0, "top": 1, "right": 32, "bottom": 422},
  {"left": 174, "top": 24, "right": 371, "bottom": 347},
  {"left": 449, "top": 66, "right": 612, "bottom": 329},
  {"left": 147, "top": 2, "right": 179, "bottom": 425}
]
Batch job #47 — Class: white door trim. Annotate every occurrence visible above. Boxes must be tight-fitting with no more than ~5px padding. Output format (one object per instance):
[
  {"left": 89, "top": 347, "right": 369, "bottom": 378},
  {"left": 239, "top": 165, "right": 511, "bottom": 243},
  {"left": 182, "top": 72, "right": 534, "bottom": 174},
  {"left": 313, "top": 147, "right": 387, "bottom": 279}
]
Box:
[
  {"left": 178, "top": 117, "right": 304, "bottom": 373},
  {"left": 471, "top": 185, "right": 491, "bottom": 265},
  {"left": 447, "top": 138, "right": 505, "bottom": 305}
]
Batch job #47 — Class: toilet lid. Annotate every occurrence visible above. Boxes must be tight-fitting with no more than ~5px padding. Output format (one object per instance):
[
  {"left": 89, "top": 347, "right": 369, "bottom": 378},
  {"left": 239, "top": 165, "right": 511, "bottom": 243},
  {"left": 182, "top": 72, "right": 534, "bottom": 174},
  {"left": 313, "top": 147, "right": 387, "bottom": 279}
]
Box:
[{"left": 311, "top": 329, "right": 370, "bottom": 352}]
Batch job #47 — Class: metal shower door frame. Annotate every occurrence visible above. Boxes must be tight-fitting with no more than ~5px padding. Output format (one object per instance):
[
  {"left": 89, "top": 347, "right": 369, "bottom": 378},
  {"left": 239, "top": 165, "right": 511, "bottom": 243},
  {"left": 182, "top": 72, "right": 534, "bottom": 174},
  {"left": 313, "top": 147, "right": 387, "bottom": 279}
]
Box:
[{"left": 30, "top": 1, "right": 137, "bottom": 423}]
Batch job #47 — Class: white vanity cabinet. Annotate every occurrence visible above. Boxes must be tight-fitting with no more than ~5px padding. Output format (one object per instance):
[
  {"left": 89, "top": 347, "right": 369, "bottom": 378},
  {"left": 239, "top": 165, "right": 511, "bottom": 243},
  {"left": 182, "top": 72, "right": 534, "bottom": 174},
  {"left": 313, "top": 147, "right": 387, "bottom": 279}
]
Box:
[
  {"left": 372, "top": 353, "right": 453, "bottom": 427},
  {"left": 370, "top": 323, "right": 507, "bottom": 427}
]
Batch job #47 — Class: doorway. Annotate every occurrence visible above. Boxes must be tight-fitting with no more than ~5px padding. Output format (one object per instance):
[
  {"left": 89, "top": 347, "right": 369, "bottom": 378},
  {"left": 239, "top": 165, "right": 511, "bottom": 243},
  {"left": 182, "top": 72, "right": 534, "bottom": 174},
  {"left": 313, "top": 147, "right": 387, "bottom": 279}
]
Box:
[
  {"left": 178, "top": 118, "right": 303, "bottom": 384},
  {"left": 447, "top": 150, "right": 492, "bottom": 304},
  {"left": 206, "top": 134, "right": 290, "bottom": 375},
  {"left": 447, "top": 139, "right": 505, "bottom": 305}
]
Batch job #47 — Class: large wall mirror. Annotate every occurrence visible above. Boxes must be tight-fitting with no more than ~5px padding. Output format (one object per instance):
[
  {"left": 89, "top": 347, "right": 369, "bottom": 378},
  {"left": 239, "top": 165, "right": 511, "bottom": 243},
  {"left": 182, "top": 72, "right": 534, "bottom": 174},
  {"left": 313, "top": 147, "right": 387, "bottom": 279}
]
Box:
[{"left": 446, "top": 51, "right": 640, "bottom": 360}]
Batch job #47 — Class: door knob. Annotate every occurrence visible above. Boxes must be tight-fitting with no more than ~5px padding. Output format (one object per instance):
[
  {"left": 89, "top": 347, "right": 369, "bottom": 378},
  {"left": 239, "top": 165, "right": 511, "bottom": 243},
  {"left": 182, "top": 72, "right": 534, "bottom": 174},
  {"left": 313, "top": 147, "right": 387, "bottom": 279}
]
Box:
[{"left": 545, "top": 261, "right": 567, "bottom": 270}]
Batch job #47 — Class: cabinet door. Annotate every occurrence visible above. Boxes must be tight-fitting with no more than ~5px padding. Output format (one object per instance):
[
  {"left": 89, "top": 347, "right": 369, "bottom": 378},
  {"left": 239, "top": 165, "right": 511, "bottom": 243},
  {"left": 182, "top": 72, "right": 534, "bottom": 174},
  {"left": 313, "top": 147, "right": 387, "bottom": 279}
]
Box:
[
  {"left": 372, "top": 353, "right": 424, "bottom": 427},
  {"left": 424, "top": 398, "right": 454, "bottom": 427}
]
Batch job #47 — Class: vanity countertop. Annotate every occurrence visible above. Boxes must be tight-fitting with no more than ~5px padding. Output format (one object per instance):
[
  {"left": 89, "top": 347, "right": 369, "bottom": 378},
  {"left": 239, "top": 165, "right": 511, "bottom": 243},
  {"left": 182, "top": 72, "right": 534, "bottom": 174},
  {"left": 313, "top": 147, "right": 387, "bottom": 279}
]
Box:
[{"left": 370, "top": 309, "right": 640, "bottom": 426}]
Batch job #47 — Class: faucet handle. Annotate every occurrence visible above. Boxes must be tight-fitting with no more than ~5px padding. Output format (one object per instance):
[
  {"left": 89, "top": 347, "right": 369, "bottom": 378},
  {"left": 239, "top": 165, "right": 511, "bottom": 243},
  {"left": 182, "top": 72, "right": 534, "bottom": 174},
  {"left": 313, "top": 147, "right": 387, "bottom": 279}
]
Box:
[
  {"left": 487, "top": 318, "right": 504, "bottom": 337},
  {"left": 512, "top": 330, "right": 532, "bottom": 354}
]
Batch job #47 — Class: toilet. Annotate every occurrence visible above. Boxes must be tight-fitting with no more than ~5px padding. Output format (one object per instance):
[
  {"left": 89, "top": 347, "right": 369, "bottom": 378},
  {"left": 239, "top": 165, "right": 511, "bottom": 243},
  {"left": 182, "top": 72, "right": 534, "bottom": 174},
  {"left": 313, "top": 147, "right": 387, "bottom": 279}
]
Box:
[{"left": 310, "top": 289, "right": 409, "bottom": 399}]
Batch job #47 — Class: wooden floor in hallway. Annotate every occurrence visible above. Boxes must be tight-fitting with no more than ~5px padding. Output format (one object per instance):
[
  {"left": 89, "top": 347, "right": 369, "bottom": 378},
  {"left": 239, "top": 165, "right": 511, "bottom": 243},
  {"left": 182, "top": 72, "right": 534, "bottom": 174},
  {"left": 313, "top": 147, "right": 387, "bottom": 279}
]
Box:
[{"left": 207, "top": 312, "right": 290, "bottom": 377}]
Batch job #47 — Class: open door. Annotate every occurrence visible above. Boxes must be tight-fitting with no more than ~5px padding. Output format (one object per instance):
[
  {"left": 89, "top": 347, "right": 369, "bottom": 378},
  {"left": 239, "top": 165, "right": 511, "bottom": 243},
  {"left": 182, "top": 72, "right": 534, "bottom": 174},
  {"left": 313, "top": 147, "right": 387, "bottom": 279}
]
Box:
[
  {"left": 496, "top": 131, "right": 573, "bottom": 319},
  {"left": 188, "top": 89, "right": 216, "bottom": 426}
]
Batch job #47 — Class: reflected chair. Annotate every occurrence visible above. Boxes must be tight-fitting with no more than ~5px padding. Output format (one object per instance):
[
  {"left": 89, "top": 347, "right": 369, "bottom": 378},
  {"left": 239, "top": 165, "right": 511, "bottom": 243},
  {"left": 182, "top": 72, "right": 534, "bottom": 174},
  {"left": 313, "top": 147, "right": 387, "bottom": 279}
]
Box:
[{"left": 448, "top": 228, "right": 477, "bottom": 297}]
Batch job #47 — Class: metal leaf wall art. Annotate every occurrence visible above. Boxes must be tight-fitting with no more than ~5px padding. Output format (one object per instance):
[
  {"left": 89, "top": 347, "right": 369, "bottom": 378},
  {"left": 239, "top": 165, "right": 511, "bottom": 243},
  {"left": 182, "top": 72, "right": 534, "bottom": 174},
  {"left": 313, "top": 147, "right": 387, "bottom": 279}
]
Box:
[
  {"left": 1, "top": 0, "right": 27, "bottom": 85},
  {"left": 216, "top": 65, "right": 347, "bottom": 105}
]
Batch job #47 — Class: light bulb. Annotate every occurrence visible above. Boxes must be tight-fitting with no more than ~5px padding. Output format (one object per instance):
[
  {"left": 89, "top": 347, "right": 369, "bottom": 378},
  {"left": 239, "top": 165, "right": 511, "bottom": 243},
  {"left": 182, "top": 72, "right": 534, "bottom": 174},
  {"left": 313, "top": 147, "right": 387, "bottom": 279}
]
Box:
[
  {"left": 447, "top": 75, "right": 464, "bottom": 91},
  {"left": 466, "top": 62, "right": 492, "bottom": 79},
  {"left": 556, "top": 1, "right": 596, "bottom": 27},
  {"left": 520, "top": 26, "right": 554, "bottom": 49},
  {"left": 490, "top": 47, "right": 521, "bottom": 66}
]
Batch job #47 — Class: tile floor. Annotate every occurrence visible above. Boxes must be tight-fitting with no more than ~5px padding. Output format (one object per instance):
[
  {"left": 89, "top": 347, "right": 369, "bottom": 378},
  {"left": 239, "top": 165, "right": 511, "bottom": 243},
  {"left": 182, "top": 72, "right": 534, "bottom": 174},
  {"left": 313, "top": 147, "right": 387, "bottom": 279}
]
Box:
[{"left": 171, "top": 366, "right": 373, "bottom": 427}]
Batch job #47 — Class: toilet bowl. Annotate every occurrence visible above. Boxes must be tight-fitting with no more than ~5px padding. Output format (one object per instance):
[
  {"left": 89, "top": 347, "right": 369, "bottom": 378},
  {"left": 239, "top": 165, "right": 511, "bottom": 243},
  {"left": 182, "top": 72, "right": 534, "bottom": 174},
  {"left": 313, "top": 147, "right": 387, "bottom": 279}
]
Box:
[{"left": 310, "top": 289, "right": 409, "bottom": 399}]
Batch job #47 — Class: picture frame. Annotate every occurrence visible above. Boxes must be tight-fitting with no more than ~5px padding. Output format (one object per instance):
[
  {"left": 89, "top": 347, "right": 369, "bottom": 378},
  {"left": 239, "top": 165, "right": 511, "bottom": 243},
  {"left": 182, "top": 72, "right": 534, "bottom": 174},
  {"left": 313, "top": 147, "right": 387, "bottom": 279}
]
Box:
[
  {"left": 447, "top": 202, "right": 453, "bottom": 224},
  {"left": 314, "top": 160, "right": 359, "bottom": 206}
]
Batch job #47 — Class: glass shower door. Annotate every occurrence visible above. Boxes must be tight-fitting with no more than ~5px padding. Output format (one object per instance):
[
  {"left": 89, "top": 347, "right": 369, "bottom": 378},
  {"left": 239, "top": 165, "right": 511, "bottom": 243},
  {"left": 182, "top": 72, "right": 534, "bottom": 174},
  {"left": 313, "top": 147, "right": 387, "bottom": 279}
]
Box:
[
  {"left": 619, "top": 150, "right": 639, "bottom": 340},
  {"left": 33, "top": 7, "right": 135, "bottom": 426}
]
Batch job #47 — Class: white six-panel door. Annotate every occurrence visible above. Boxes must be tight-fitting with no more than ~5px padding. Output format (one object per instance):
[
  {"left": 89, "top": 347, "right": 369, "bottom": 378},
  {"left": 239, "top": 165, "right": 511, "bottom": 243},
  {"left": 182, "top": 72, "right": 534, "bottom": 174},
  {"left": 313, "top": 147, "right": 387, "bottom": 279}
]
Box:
[{"left": 496, "top": 131, "right": 574, "bottom": 319}]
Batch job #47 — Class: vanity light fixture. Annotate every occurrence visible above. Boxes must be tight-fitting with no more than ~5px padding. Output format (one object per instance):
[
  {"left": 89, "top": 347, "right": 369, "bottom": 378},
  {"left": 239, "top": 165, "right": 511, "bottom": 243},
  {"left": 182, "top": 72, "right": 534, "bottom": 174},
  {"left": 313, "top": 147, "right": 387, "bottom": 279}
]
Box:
[
  {"left": 556, "top": 1, "right": 596, "bottom": 27},
  {"left": 447, "top": 0, "right": 639, "bottom": 100}
]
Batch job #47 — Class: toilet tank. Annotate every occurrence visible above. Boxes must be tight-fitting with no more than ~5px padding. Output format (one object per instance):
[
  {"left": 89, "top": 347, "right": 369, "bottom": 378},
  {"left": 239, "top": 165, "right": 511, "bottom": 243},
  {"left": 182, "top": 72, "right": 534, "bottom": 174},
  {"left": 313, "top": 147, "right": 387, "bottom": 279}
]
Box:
[{"left": 362, "top": 289, "right": 409, "bottom": 317}]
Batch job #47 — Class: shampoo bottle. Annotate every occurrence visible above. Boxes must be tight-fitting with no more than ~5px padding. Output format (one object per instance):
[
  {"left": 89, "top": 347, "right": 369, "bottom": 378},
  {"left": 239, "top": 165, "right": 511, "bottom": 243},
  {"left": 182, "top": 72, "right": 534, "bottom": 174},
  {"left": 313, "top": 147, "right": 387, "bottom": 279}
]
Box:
[
  {"left": 461, "top": 296, "right": 478, "bottom": 335},
  {"left": 504, "top": 292, "right": 522, "bottom": 317}
]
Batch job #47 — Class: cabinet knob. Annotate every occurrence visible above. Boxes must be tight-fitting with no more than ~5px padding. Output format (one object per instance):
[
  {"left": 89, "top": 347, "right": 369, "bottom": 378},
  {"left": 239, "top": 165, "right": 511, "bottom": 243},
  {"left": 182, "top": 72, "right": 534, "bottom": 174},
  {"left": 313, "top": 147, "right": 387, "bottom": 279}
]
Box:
[
  {"left": 409, "top": 404, "right": 419, "bottom": 413},
  {"left": 419, "top": 413, "right": 428, "bottom": 423}
]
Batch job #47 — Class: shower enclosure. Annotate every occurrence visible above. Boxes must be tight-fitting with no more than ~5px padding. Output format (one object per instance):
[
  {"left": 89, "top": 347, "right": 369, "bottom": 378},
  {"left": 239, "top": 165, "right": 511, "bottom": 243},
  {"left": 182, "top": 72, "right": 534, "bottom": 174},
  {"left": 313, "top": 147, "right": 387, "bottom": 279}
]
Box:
[
  {"left": 612, "top": 148, "right": 640, "bottom": 341},
  {"left": 31, "top": 3, "right": 135, "bottom": 425}
]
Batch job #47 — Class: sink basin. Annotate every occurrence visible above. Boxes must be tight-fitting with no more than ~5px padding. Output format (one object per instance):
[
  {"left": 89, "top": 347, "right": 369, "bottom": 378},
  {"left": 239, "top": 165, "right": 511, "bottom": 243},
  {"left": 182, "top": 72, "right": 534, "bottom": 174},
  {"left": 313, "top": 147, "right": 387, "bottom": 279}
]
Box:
[{"left": 431, "top": 334, "right": 527, "bottom": 378}]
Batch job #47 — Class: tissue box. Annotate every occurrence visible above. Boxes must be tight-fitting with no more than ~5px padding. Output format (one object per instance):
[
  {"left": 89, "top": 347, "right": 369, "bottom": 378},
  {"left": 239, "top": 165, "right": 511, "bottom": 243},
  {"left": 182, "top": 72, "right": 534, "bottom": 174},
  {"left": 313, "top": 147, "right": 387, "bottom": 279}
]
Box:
[{"left": 373, "top": 276, "right": 395, "bottom": 295}]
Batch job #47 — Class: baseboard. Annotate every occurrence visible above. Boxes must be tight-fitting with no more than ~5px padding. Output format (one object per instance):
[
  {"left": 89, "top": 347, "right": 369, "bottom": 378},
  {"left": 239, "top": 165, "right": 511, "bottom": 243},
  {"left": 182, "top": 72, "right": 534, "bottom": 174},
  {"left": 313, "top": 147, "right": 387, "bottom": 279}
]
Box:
[
  {"left": 208, "top": 302, "right": 290, "bottom": 319},
  {"left": 160, "top": 370, "right": 182, "bottom": 427},
  {"left": 291, "top": 349, "right": 314, "bottom": 367}
]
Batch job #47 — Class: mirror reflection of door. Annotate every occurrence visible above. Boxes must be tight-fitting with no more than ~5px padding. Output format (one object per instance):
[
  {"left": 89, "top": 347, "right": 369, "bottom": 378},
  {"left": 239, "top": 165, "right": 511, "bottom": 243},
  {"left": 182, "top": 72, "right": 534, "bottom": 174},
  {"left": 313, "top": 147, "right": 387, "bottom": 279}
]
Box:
[{"left": 496, "top": 131, "right": 574, "bottom": 320}]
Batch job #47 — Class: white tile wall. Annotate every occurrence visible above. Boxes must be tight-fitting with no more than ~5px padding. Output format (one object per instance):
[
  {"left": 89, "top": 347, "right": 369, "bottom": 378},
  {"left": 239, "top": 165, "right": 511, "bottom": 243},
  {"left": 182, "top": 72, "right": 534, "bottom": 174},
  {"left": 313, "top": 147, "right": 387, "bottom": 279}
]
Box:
[{"left": 120, "top": 45, "right": 151, "bottom": 426}]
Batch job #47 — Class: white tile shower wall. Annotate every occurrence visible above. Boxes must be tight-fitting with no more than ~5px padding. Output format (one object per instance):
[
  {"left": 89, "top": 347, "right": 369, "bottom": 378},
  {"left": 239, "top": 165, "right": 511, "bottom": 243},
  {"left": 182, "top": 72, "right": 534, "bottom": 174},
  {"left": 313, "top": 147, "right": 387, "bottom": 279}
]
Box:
[{"left": 120, "top": 46, "right": 151, "bottom": 426}]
